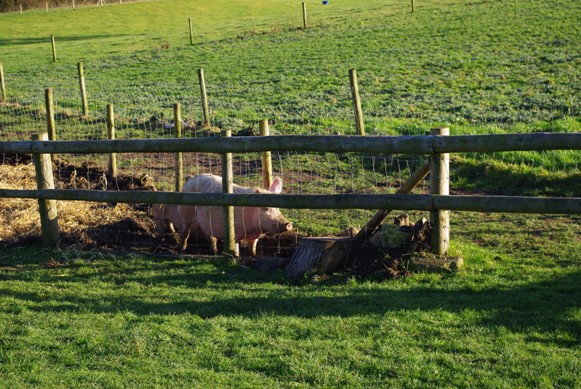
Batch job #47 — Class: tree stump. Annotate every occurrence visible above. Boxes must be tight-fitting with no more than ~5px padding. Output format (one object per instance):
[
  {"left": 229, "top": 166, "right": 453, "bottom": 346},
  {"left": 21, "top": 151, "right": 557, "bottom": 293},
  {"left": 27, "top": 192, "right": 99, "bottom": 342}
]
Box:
[{"left": 285, "top": 237, "right": 353, "bottom": 279}]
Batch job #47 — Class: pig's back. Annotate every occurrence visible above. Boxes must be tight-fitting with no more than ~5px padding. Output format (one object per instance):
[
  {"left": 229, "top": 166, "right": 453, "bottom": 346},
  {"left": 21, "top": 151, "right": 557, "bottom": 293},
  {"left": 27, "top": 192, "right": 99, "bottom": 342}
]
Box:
[{"left": 184, "top": 174, "right": 266, "bottom": 194}]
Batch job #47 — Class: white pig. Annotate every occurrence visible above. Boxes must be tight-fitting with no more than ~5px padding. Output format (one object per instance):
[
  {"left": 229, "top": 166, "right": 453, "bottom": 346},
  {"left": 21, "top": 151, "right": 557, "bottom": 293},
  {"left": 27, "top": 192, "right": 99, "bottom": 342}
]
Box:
[{"left": 179, "top": 174, "right": 292, "bottom": 256}]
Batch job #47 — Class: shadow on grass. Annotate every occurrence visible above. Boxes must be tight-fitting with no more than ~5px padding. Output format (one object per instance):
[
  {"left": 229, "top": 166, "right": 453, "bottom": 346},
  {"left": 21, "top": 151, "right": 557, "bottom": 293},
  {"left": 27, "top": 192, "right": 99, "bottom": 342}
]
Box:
[
  {"left": 0, "top": 34, "right": 135, "bottom": 47},
  {"left": 1, "top": 253, "right": 579, "bottom": 345}
]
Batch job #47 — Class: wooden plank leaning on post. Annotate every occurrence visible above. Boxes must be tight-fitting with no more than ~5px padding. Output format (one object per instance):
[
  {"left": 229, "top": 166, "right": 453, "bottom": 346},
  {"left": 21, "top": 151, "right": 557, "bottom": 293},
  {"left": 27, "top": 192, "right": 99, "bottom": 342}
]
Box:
[
  {"left": 174, "top": 103, "right": 184, "bottom": 192},
  {"left": 78, "top": 62, "right": 89, "bottom": 117},
  {"left": 260, "top": 119, "right": 273, "bottom": 189},
  {"left": 349, "top": 68, "right": 365, "bottom": 136},
  {"left": 198, "top": 68, "right": 210, "bottom": 128},
  {"left": 32, "top": 133, "right": 60, "bottom": 248},
  {"left": 221, "top": 128, "right": 238, "bottom": 257},
  {"left": 353, "top": 159, "right": 430, "bottom": 241},
  {"left": 430, "top": 127, "right": 450, "bottom": 255},
  {"left": 106, "top": 104, "right": 117, "bottom": 178}
]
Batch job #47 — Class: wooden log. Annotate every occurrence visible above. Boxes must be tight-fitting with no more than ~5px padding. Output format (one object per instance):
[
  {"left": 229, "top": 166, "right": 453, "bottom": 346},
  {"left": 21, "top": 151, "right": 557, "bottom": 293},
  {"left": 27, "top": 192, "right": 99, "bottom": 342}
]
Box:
[
  {"left": 106, "top": 104, "right": 117, "bottom": 178},
  {"left": 198, "top": 68, "right": 210, "bottom": 128},
  {"left": 430, "top": 127, "right": 450, "bottom": 255},
  {"left": 31, "top": 133, "right": 59, "bottom": 248},
  {"left": 174, "top": 103, "right": 183, "bottom": 191},
  {"left": 349, "top": 69, "right": 365, "bottom": 136},
  {"left": 45, "top": 88, "right": 56, "bottom": 141},
  {"left": 51, "top": 35, "right": 56, "bottom": 63},
  {"left": 44, "top": 88, "right": 57, "bottom": 161},
  {"left": 189, "top": 18, "right": 194, "bottom": 45},
  {"left": 286, "top": 237, "right": 354, "bottom": 279},
  {"left": 78, "top": 62, "right": 89, "bottom": 117},
  {"left": 0, "top": 63, "right": 6, "bottom": 102},
  {"left": 3, "top": 133, "right": 579, "bottom": 156},
  {"left": 0, "top": 189, "right": 579, "bottom": 215},
  {"left": 222, "top": 128, "right": 237, "bottom": 257},
  {"left": 259, "top": 119, "right": 273, "bottom": 189}
]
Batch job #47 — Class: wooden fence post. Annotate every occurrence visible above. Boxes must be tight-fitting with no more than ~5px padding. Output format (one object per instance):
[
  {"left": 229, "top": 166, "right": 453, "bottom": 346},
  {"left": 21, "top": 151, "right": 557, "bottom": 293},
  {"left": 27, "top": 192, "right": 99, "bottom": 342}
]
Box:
[
  {"left": 45, "top": 88, "right": 56, "bottom": 141},
  {"left": 51, "top": 35, "right": 57, "bottom": 63},
  {"left": 411, "top": 0, "right": 415, "bottom": 13},
  {"left": 260, "top": 119, "right": 273, "bottom": 189},
  {"left": 221, "top": 128, "right": 237, "bottom": 257},
  {"left": 349, "top": 68, "right": 365, "bottom": 136},
  {"left": 32, "top": 133, "right": 60, "bottom": 248},
  {"left": 78, "top": 62, "right": 89, "bottom": 117},
  {"left": 302, "top": 2, "right": 307, "bottom": 29},
  {"left": 0, "top": 63, "right": 6, "bottom": 102},
  {"left": 174, "top": 103, "right": 184, "bottom": 192},
  {"left": 430, "top": 127, "right": 450, "bottom": 255},
  {"left": 189, "top": 18, "right": 194, "bottom": 45},
  {"left": 106, "top": 104, "right": 117, "bottom": 178},
  {"left": 45, "top": 88, "right": 57, "bottom": 160},
  {"left": 198, "top": 68, "right": 210, "bottom": 128}
]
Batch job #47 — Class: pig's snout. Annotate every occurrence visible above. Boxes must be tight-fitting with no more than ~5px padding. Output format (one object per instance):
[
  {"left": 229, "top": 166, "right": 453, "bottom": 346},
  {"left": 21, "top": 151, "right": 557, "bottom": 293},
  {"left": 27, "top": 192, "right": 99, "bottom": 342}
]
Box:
[{"left": 280, "top": 221, "right": 293, "bottom": 232}]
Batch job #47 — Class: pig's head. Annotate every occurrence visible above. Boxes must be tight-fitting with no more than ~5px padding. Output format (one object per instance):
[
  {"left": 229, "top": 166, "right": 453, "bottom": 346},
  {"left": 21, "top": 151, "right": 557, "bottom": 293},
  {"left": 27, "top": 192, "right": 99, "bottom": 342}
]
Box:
[{"left": 255, "top": 177, "right": 293, "bottom": 234}]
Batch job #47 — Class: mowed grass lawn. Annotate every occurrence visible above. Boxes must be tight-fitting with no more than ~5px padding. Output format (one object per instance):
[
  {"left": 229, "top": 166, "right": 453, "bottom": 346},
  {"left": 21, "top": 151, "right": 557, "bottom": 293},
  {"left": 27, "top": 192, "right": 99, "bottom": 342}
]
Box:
[
  {"left": 0, "top": 215, "right": 579, "bottom": 388},
  {"left": 0, "top": 0, "right": 580, "bottom": 386}
]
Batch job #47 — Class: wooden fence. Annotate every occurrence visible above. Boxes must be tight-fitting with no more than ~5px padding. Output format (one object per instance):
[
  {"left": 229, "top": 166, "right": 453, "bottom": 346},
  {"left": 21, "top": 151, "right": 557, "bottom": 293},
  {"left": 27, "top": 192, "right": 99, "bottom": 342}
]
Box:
[{"left": 1, "top": 132, "right": 580, "bottom": 253}]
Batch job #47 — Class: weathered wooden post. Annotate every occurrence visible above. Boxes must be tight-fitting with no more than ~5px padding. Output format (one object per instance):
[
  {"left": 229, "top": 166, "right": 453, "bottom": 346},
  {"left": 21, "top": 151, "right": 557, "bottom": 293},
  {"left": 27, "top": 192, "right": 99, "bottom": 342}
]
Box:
[
  {"left": 189, "top": 18, "right": 194, "bottom": 45},
  {"left": 0, "top": 63, "right": 6, "bottom": 102},
  {"left": 106, "top": 104, "right": 117, "bottom": 178},
  {"left": 198, "top": 68, "right": 210, "bottom": 128},
  {"left": 72, "top": 0, "right": 75, "bottom": 10},
  {"left": 174, "top": 103, "right": 184, "bottom": 192},
  {"left": 411, "top": 0, "right": 415, "bottom": 13},
  {"left": 430, "top": 127, "right": 450, "bottom": 255},
  {"left": 77, "top": 62, "right": 89, "bottom": 117},
  {"left": 302, "top": 2, "right": 307, "bottom": 29},
  {"left": 260, "top": 119, "right": 273, "bottom": 189},
  {"left": 221, "top": 128, "right": 238, "bottom": 257},
  {"left": 32, "top": 133, "right": 60, "bottom": 248},
  {"left": 349, "top": 68, "right": 365, "bottom": 136},
  {"left": 51, "top": 35, "right": 57, "bottom": 63},
  {"left": 45, "top": 88, "right": 56, "bottom": 160}
]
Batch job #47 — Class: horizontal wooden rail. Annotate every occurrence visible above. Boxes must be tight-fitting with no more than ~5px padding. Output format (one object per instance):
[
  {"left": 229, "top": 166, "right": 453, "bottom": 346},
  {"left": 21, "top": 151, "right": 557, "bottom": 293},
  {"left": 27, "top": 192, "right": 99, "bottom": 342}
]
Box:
[
  {"left": 0, "top": 133, "right": 579, "bottom": 155},
  {"left": 0, "top": 189, "right": 579, "bottom": 214}
]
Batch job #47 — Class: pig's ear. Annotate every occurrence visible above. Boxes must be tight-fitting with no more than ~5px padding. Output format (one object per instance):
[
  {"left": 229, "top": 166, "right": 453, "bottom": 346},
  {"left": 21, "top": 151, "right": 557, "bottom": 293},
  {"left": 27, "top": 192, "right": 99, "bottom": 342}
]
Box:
[{"left": 269, "top": 177, "right": 283, "bottom": 194}]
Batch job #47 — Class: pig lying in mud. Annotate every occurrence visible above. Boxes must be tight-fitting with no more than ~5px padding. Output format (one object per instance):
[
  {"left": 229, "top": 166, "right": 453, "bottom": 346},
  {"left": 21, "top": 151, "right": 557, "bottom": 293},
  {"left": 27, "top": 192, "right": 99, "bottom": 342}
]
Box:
[{"left": 179, "top": 174, "right": 292, "bottom": 256}]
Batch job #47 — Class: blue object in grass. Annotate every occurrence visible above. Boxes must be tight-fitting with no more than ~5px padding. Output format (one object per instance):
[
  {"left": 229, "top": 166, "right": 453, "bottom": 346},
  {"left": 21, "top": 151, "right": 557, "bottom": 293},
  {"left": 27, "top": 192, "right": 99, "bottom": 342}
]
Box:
[{"left": 322, "top": 1, "right": 328, "bottom": 4}]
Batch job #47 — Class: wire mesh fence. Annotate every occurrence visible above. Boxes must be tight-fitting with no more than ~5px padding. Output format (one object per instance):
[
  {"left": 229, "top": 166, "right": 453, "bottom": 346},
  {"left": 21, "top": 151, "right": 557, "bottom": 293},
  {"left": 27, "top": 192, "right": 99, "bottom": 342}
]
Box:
[{"left": 0, "top": 30, "right": 578, "bottom": 255}]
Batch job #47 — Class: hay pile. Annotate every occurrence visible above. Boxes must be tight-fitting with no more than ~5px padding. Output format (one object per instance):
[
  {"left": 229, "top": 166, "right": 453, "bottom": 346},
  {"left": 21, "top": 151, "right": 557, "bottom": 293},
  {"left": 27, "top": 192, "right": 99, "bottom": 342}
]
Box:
[
  {"left": 0, "top": 162, "right": 154, "bottom": 249},
  {"left": 0, "top": 163, "right": 40, "bottom": 241}
]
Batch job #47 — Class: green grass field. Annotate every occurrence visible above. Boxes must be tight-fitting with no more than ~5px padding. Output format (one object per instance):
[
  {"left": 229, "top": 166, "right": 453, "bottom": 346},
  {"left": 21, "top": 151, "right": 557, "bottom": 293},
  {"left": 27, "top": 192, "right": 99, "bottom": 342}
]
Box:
[{"left": 0, "top": 0, "right": 580, "bottom": 386}]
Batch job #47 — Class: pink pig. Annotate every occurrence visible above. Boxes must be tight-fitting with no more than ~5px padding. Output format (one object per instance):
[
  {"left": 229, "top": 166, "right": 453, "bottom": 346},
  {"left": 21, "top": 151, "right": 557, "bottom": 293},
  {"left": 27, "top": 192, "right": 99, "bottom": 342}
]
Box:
[
  {"left": 179, "top": 174, "right": 292, "bottom": 256},
  {"left": 152, "top": 203, "right": 183, "bottom": 236}
]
